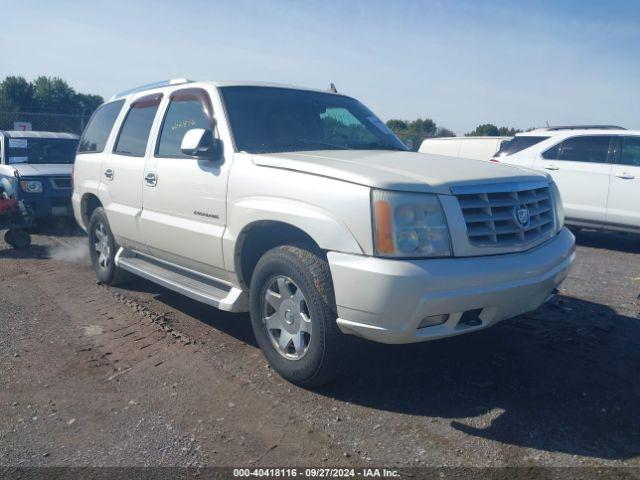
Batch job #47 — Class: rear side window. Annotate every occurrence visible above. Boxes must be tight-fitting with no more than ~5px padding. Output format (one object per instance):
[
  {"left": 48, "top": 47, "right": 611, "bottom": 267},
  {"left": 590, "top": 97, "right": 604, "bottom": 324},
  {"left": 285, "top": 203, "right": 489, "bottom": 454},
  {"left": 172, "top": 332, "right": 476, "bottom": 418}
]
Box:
[
  {"left": 78, "top": 100, "right": 125, "bottom": 154},
  {"left": 156, "top": 89, "right": 213, "bottom": 158},
  {"left": 618, "top": 136, "right": 640, "bottom": 166},
  {"left": 494, "top": 136, "right": 549, "bottom": 157},
  {"left": 543, "top": 136, "right": 612, "bottom": 163},
  {"left": 113, "top": 94, "right": 162, "bottom": 157}
]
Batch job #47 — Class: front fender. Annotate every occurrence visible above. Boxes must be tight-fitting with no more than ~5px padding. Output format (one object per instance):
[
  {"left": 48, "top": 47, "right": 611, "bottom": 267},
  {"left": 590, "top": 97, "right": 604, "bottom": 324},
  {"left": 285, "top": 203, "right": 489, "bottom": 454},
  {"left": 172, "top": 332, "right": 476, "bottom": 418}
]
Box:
[{"left": 222, "top": 196, "right": 365, "bottom": 273}]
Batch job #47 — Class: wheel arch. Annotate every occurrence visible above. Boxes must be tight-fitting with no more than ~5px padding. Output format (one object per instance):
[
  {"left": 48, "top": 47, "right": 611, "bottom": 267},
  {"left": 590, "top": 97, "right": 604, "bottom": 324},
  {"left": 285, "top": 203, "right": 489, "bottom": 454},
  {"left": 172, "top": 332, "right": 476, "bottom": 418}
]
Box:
[
  {"left": 233, "top": 220, "right": 322, "bottom": 289},
  {"left": 80, "top": 193, "right": 103, "bottom": 229},
  {"left": 225, "top": 197, "right": 365, "bottom": 288}
]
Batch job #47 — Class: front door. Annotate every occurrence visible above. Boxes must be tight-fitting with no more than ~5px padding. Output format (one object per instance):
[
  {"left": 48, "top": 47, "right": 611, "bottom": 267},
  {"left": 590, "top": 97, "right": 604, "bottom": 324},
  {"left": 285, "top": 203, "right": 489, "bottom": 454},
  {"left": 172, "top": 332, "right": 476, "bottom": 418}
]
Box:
[
  {"left": 141, "top": 87, "right": 230, "bottom": 280},
  {"left": 606, "top": 136, "right": 640, "bottom": 230},
  {"left": 532, "top": 135, "right": 613, "bottom": 224}
]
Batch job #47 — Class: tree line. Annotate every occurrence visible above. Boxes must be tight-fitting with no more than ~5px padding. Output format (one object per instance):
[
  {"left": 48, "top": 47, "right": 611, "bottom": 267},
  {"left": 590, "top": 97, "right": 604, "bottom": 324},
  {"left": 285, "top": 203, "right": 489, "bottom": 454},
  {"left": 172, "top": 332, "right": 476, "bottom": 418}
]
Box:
[
  {"left": 0, "top": 76, "right": 104, "bottom": 133},
  {"left": 0, "top": 76, "right": 103, "bottom": 114},
  {"left": 385, "top": 117, "right": 523, "bottom": 150},
  {"left": 464, "top": 123, "right": 522, "bottom": 137},
  {"left": 1, "top": 75, "right": 523, "bottom": 141}
]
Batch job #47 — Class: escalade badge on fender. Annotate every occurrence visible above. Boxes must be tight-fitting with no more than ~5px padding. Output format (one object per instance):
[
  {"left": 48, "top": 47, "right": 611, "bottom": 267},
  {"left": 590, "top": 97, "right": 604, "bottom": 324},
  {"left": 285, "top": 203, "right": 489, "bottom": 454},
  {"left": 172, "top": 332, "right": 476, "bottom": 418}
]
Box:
[{"left": 514, "top": 205, "right": 530, "bottom": 229}]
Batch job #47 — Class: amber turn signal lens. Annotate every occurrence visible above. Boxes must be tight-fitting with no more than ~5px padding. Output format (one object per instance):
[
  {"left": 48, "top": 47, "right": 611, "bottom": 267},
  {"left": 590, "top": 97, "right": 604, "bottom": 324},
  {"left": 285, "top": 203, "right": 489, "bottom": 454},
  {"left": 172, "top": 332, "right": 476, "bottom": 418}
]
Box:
[{"left": 374, "top": 200, "right": 394, "bottom": 254}]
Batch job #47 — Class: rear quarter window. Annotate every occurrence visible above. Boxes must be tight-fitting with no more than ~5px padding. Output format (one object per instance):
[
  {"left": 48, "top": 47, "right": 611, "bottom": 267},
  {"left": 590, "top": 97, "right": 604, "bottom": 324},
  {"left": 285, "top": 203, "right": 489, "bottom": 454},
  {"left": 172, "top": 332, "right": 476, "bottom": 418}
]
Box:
[
  {"left": 78, "top": 100, "right": 125, "bottom": 154},
  {"left": 494, "top": 136, "right": 549, "bottom": 157}
]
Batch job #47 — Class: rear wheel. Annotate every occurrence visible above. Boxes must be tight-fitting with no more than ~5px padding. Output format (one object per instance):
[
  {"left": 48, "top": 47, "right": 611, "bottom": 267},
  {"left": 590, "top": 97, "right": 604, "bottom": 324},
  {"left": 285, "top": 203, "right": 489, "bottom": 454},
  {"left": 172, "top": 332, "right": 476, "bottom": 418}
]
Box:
[
  {"left": 88, "top": 207, "right": 127, "bottom": 285},
  {"left": 249, "top": 245, "right": 346, "bottom": 387}
]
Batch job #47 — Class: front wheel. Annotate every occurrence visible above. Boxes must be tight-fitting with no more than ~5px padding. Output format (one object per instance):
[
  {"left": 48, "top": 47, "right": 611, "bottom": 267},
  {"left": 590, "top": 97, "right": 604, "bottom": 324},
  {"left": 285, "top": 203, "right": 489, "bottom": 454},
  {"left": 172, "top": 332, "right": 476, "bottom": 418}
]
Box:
[
  {"left": 88, "top": 207, "right": 128, "bottom": 285},
  {"left": 249, "top": 245, "right": 346, "bottom": 387},
  {"left": 5, "top": 229, "right": 31, "bottom": 249}
]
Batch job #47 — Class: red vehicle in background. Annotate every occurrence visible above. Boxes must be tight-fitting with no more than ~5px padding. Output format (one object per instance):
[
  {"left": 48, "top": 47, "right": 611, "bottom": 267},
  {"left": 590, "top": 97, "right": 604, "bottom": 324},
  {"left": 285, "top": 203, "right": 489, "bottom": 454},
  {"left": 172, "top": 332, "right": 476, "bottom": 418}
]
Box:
[{"left": 0, "top": 178, "right": 33, "bottom": 249}]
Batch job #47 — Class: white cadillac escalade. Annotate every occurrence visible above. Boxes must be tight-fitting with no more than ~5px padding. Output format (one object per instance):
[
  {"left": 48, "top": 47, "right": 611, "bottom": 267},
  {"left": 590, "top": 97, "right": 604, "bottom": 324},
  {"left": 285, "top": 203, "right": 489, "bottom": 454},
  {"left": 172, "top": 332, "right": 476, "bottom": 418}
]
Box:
[{"left": 72, "top": 79, "right": 575, "bottom": 386}]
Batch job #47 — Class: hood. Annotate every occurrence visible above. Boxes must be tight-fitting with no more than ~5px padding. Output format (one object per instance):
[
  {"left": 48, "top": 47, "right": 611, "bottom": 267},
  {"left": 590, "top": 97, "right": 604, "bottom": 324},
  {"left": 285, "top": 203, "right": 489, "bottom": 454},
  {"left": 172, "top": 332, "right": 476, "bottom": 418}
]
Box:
[
  {"left": 252, "top": 150, "right": 548, "bottom": 194},
  {"left": 9, "top": 164, "right": 72, "bottom": 178}
]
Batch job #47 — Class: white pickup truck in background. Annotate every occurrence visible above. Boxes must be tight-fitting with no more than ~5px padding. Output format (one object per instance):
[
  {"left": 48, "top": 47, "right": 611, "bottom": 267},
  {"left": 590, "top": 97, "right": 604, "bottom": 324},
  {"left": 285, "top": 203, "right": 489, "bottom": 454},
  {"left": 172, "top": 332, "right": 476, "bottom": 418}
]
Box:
[{"left": 72, "top": 79, "right": 575, "bottom": 386}]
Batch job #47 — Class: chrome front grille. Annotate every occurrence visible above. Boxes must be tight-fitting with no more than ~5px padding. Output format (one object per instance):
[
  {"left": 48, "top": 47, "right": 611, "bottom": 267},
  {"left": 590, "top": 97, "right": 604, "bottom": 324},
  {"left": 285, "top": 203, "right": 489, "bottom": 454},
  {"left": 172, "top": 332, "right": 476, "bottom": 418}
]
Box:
[
  {"left": 50, "top": 177, "right": 72, "bottom": 189},
  {"left": 455, "top": 183, "right": 554, "bottom": 247}
]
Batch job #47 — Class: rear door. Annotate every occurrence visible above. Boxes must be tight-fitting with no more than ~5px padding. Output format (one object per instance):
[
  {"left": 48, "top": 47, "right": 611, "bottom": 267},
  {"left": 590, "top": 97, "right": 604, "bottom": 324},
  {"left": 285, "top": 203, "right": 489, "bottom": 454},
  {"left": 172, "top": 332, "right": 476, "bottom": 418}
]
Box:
[
  {"left": 76, "top": 99, "right": 125, "bottom": 227},
  {"left": 101, "top": 93, "right": 163, "bottom": 249},
  {"left": 140, "top": 87, "right": 231, "bottom": 280},
  {"left": 532, "top": 135, "right": 613, "bottom": 224},
  {"left": 606, "top": 135, "right": 640, "bottom": 230}
]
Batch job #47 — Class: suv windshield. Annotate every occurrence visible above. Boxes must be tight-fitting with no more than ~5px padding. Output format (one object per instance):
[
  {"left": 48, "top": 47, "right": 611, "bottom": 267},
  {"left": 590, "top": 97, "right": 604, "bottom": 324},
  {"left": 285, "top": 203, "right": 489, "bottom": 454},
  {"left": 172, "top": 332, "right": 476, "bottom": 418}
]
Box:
[
  {"left": 494, "top": 136, "right": 549, "bottom": 157},
  {"left": 5, "top": 137, "right": 78, "bottom": 165},
  {"left": 220, "top": 86, "right": 407, "bottom": 154}
]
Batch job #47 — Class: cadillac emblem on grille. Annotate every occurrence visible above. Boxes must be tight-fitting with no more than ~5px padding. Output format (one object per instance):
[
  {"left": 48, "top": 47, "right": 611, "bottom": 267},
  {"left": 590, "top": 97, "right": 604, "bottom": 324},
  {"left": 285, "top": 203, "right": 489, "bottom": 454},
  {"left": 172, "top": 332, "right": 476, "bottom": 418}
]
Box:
[{"left": 514, "top": 205, "right": 531, "bottom": 229}]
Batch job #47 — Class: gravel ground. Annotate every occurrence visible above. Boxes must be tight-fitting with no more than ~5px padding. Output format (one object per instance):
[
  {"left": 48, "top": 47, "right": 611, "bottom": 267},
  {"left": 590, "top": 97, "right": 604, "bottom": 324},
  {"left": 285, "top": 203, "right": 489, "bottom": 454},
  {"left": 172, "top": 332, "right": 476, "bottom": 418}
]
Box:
[{"left": 0, "top": 228, "right": 639, "bottom": 469}]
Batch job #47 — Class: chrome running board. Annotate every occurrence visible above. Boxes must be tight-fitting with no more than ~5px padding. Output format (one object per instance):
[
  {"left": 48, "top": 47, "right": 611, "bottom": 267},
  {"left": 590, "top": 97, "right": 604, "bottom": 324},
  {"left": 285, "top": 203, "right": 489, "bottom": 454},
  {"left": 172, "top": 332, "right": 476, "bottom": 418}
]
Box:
[{"left": 114, "top": 248, "right": 249, "bottom": 312}]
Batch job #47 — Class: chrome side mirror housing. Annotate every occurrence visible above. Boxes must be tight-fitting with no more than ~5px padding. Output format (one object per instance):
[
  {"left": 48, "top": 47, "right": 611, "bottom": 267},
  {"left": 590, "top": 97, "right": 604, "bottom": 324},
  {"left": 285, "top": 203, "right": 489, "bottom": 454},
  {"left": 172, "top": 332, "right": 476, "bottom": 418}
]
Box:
[{"left": 181, "top": 128, "right": 222, "bottom": 161}]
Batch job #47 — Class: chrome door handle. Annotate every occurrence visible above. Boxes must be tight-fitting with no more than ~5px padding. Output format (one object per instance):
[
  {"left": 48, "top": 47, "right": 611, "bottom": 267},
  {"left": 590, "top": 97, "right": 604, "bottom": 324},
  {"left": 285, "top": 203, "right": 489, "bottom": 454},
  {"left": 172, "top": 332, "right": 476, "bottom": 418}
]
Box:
[
  {"left": 104, "top": 168, "right": 114, "bottom": 180},
  {"left": 615, "top": 172, "right": 635, "bottom": 179},
  {"left": 544, "top": 164, "right": 560, "bottom": 171},
  {"left": 144, "top": 172, "right": 157, "bottom": 186}
]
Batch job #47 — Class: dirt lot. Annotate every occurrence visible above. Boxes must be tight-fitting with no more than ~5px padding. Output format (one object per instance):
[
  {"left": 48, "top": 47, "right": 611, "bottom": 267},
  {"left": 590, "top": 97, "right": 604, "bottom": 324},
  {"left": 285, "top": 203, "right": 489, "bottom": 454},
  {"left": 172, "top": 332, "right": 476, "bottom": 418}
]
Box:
[{"left": 1, "top": 228, "right": 639, "bottom": 468}]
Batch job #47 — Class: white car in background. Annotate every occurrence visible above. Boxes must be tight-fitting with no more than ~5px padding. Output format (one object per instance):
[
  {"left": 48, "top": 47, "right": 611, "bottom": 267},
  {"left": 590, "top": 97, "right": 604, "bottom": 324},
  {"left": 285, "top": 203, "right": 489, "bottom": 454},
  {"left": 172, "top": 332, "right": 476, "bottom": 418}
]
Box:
[
  {"left": 492, "top": 126, "right": 640, "bottom": 234},
  {"left": 419, "top": 136, "right": 511, "bottom": 161}
]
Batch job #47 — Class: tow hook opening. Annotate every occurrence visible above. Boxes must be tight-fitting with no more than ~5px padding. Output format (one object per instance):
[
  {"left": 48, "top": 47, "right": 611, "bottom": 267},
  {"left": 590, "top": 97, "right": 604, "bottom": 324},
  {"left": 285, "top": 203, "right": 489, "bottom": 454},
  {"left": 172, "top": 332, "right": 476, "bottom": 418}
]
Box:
[
  {"left": 545, "top": 288, "right": 560, "bottom": 304},
  {"left": 458, "top": 309, "right": 483, "bottom": 327}
]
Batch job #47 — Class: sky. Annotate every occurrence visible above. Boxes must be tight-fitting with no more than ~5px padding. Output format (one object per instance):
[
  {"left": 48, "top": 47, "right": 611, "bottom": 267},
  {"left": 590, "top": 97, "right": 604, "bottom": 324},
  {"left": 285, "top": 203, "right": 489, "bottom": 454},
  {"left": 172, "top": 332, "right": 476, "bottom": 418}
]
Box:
[{"left": 1, "top": 0, "right": 639, "bottom": 134}]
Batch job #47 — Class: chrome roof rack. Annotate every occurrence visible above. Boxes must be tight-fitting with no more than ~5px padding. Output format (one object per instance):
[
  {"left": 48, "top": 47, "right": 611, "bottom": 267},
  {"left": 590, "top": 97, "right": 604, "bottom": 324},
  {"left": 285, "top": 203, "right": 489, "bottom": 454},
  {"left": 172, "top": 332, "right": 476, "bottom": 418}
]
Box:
[
  {"left": 110, "top": 78, "right": 192, "bottom": 101},
  {"left": 543, "top": 125, "right": 626, "bottom": 131}
]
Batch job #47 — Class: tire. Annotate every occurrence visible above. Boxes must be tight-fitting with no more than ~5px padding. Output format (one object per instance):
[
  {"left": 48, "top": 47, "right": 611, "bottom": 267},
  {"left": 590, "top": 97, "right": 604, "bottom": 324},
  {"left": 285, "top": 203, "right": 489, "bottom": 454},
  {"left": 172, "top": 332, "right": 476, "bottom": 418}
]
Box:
[
  {"left": 4, "top": 229, "right": 16, "bottom": 247},
  {"left": 249, "top": 245, "right": 346, "bottom": 387},
  {"left": 88, "top": 207, "right": 128, "bottom": 285},
  {"left": 5, "top": 229, "right": 31, "bottom": 249}
]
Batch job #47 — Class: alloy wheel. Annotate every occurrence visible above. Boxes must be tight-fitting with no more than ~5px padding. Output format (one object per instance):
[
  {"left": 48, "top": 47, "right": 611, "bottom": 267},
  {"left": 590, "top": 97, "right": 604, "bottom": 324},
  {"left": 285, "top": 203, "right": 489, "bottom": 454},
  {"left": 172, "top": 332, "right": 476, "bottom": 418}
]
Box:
[
  {"left": 262, "top": 275, "right": 313, "bottom": 360},
  {"left": 93, "top": 222, "right": 111, "bottom": 270}
]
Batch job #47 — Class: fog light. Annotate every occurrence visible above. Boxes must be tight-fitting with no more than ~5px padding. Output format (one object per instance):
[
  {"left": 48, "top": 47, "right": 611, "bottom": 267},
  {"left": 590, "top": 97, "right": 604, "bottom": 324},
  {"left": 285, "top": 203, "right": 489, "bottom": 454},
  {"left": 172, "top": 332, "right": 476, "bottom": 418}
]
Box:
[{"left": 418, "top": 314, "right": 449, "bottom": 329}]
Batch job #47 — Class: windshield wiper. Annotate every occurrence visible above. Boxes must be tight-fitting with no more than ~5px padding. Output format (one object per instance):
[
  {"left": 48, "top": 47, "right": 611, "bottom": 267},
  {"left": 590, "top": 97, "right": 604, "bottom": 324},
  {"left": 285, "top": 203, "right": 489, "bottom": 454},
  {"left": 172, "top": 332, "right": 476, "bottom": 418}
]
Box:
[
  {"left": 359, "top": 142, "right": 406, "bottom": 151},
  {"left": 247, "top": 139, "right": 352, "bottom": 154},
  {"left": 294, "top": 139, "right": 352, "bottom": 150}
]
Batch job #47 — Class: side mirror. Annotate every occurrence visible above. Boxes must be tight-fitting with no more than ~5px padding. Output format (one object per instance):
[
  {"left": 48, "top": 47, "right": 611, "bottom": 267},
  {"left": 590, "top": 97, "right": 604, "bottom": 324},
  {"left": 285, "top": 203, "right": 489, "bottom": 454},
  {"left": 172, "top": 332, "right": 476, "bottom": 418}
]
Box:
[{"left": 181, "top": 128, "right": 222, "bottom": 161}]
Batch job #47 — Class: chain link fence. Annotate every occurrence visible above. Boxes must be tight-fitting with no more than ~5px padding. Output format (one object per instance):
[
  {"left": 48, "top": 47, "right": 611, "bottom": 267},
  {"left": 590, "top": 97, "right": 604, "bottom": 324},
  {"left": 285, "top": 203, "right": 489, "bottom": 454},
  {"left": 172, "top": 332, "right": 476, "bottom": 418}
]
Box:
[{"left": 0, "top": 111, "right": 89, "bottom": 135}]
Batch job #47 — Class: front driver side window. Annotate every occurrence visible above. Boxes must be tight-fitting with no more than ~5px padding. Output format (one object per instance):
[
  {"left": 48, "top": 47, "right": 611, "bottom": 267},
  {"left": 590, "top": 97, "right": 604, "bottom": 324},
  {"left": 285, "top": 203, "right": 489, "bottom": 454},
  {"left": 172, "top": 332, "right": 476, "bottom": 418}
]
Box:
[
  {"left": 619, "top": 136, "right": 640, "bottom": 167},
  {"left": 542, "top": 135, "right": 612, "bottom": 163},
  {"left": 156, "top": 89, "right": 214, "bottom": 158}
]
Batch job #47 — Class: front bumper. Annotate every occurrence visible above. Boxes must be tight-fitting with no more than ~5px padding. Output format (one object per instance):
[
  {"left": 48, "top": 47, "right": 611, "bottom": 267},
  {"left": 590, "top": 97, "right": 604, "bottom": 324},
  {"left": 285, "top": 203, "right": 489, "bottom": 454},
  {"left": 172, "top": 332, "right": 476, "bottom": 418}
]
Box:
[
  {"left": 328, "top": 227, "right": 575, "bottom": 344},
  {"left": 21, "top": 195, "right": 73, "bottom": 219}
]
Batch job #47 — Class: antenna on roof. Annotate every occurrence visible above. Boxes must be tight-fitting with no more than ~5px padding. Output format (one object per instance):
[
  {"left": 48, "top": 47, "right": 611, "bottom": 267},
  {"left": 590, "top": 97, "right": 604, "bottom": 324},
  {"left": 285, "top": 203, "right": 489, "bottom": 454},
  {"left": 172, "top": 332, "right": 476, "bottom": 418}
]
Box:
[
  {"left": 545, "top": 120, "right": 550, "bottom": 127},
  {"left": 328, "top": 83, "right": 338, "bottom": 93}
]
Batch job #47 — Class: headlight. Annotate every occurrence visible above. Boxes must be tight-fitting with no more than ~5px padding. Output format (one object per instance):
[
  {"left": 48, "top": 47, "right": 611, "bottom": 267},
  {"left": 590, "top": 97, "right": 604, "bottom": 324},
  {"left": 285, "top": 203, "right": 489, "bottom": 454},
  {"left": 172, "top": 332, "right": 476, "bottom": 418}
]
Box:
[
  {"left": 550, "top": 181, "right": 564, "bottom": 231},
  {"left": 372, "top": 189, "right": 452, "bottom": 257},
  {"left": 20, "top": 180, "right": 43, "bottom": 193}
]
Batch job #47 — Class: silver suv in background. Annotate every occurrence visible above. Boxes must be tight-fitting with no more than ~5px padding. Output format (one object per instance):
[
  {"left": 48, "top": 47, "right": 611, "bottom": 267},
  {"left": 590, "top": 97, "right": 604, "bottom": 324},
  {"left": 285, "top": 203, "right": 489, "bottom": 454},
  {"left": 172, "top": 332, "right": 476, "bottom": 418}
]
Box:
[{"left": 72, "top": 79, "right": 575, "bottom": 386}]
